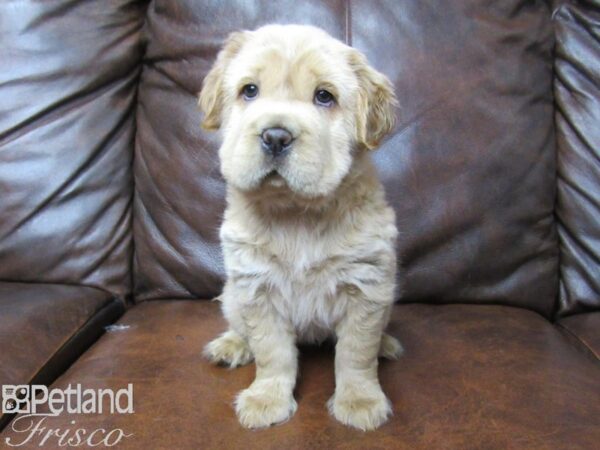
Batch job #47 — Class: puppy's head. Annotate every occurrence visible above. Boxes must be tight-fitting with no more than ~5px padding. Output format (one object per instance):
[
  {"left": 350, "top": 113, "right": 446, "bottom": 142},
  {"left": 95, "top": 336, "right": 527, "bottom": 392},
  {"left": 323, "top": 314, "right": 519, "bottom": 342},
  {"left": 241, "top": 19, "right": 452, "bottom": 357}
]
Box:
[{"left": 199, "top": 24, "right": 396, "bottom": 200}]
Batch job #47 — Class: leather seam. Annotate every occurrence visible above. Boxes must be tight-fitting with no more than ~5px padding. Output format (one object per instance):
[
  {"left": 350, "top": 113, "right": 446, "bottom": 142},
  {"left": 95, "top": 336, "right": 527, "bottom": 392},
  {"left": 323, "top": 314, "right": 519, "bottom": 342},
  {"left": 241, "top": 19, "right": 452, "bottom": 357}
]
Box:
[
  {"left": 345, "top": 0, "right": 352, "bottom": 46},
  {"left": 555, "top": 322, "right": 600, "bottom": 361}
]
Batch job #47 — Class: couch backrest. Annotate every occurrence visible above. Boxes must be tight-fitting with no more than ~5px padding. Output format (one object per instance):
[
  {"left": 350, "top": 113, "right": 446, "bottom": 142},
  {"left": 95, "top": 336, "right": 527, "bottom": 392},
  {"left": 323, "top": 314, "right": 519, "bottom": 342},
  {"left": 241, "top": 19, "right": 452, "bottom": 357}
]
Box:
[
  {"left": 4, "top": 1, "right": 597, "bottom": 319},
  {"left": 0, "top": 0, "right": 146, "bottom": 299},
  {"left": 133, "top": 0, "right": 560, "bottom": 317}
]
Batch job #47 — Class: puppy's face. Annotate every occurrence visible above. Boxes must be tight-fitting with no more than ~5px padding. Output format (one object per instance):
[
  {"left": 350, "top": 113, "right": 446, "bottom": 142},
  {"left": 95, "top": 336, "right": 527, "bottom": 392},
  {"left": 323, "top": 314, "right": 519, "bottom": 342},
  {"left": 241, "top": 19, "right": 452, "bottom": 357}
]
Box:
[{"left": 199, "top": 25, "right": 396, "bottom": 199}]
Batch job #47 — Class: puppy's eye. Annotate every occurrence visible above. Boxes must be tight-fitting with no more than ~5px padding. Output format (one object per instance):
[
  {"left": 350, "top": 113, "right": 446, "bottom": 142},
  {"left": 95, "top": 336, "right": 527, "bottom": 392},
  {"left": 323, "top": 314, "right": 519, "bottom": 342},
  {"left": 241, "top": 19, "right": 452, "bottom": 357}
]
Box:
[
  {"left": 314, "top": 89, "right": 335, "bottom": 107},
  {"left": 241, "top": 84, "right": 259, "bottom": 100}
]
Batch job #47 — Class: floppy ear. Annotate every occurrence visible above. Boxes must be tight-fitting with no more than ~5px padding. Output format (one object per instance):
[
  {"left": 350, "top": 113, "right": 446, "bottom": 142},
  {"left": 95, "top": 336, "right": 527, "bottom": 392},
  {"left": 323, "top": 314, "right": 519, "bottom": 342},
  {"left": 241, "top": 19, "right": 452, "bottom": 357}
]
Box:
[
  {"left": 349, "top": 50, "right": 398, "bottom": 150},
  {"left": 198, "top": 31, "right": 249, "bottom": 130}
]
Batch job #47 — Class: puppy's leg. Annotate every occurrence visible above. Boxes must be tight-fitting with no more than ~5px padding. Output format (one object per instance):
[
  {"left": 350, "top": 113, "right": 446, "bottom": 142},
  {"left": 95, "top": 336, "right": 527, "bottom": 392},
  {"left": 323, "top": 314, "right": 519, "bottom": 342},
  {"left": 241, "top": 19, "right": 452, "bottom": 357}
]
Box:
[
  {"left": 234, "top": 303, "right": 298, "bottom": 428},
  {"left": 329, "top": 303, "right": 392, "bottom": 431},
  {"left": 204, "top": 329, "right": 254, "bottom": 368}
]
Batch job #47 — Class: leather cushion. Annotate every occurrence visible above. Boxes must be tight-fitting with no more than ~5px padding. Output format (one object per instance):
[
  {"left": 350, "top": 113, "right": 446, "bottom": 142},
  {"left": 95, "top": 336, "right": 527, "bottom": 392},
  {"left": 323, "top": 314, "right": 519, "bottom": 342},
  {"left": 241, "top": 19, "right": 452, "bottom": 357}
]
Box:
[
  {"left": 4, "top": 300, "right": 597, "bottom": 449},
  {"left": 133, "top": 0, "right": 558, "bottom": 317},
  {"left": 554, "top": 1, "right": 600, "bottom": 316},
  {"left": 0, "top": 0, "right": 146, "bottom": 297}
]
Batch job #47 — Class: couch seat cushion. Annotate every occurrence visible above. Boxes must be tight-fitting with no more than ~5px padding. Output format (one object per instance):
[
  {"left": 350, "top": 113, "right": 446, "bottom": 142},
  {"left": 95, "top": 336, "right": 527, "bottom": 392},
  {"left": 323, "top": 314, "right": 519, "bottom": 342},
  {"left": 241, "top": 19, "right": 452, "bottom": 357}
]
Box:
[{"left": 2, "top": 300, "right": 598, "bottom": 449}]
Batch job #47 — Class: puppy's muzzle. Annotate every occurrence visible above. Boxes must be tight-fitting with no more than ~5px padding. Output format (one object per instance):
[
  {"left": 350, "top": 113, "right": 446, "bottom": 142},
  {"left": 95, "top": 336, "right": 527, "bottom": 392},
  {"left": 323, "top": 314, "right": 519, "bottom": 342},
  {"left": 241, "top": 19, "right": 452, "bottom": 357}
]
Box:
[{"left": 261, "top": 127, "right": 293, "bottom": 158}]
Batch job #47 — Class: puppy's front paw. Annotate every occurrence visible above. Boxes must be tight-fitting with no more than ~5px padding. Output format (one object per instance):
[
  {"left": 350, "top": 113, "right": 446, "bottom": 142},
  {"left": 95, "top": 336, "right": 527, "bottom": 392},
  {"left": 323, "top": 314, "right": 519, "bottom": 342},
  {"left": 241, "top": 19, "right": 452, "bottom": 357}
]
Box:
[
  {"left": 203, "top": 330, "right": 253, "bottom": 368},
  {"left": 328, "top": 384, "right": 392, "bottom": 431},
  {"left": 235, "top": 380, "right": 297, "bottom": 429}
]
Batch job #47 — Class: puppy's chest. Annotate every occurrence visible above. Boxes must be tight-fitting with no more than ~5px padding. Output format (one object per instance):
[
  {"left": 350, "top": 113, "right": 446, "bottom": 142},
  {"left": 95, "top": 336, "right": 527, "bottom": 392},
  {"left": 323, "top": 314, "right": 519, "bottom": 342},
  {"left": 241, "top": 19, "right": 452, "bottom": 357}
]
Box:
[
  {"left": 223, "top": 224, "right": 369, "bottom": 333},
  {"left": 227, "top": 226, "right": 355, "bottom": 289}
]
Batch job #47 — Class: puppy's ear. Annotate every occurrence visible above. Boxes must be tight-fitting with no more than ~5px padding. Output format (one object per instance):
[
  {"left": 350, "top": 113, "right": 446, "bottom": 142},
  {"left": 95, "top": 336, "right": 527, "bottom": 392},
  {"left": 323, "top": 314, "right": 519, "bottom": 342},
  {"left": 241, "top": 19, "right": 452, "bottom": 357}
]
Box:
[
  {"left": 349, "top": 50, "right": 398, "bottom": 150},
  {"left": 198, "top": 31, "right": 248, "bottom": 130}
]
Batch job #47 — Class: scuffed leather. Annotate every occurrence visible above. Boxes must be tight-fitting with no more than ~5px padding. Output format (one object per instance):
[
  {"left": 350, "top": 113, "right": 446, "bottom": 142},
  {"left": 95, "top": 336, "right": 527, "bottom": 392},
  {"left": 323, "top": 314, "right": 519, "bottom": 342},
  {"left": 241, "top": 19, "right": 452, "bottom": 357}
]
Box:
[
  {"left": 554, "top": 1, "right": 600, "bottom": 317},
  {"left": 134, "top": 1, "right": 558, "bottom": 318},
  {"left": 0, "top": 0, "right": 147, "bottom": 298}
]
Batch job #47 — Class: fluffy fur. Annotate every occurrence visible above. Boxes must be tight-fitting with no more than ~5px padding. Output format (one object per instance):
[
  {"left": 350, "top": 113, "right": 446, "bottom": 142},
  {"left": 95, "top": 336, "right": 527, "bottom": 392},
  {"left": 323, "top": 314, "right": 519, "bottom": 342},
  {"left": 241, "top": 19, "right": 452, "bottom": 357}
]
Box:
[{"left": 200, "top": 24, "right": 401, "bottom": 431}]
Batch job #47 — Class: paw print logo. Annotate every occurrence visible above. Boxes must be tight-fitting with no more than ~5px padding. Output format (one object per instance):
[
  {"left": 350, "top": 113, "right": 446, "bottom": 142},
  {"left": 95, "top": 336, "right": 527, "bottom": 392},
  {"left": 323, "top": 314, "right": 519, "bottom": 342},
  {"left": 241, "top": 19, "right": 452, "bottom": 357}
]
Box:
[{"left": 2, "top": 386, "right": 30, "bottom": 414}]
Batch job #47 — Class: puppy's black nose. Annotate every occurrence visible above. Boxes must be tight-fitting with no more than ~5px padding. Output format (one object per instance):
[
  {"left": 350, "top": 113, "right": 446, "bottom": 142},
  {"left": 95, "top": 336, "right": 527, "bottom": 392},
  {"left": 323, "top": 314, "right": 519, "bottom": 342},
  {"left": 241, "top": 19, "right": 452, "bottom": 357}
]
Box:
[{"left": 261, "top": 127, "right": 293, "bottom": 157}]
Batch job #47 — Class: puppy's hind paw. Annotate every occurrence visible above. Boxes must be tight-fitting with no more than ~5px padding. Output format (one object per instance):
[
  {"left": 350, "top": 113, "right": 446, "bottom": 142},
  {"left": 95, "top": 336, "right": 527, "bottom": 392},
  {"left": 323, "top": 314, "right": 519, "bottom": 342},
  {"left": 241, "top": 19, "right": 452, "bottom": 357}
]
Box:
[
  {"left": 379, "top": 333, "right": 404, "bottom": 360},
  {"left": 203, "top": 330, "right": 253, "bottom": 368}
]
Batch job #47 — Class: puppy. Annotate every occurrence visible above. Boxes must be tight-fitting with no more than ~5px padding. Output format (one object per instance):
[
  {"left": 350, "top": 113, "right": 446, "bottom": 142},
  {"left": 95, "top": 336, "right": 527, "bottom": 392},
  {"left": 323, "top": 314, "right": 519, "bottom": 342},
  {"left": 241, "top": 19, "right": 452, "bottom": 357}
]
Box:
[{"left": 200, "top": 24, "right": 401, "bottom": 431}]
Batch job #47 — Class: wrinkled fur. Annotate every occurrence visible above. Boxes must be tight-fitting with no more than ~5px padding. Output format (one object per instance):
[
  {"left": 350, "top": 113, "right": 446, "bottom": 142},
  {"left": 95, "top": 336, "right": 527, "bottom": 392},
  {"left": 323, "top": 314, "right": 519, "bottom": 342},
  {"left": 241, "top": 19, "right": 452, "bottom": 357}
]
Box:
[{"left": 200, "top": 24, "right": 401, "bottom": 431}]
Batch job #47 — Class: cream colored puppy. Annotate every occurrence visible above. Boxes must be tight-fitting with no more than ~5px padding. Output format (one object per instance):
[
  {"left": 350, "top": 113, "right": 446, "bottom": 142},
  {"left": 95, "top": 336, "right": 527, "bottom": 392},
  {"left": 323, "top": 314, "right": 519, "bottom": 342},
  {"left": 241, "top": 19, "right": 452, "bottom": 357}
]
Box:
[{"left": 200, "top": 24, "right": 401, "bottom": 431}]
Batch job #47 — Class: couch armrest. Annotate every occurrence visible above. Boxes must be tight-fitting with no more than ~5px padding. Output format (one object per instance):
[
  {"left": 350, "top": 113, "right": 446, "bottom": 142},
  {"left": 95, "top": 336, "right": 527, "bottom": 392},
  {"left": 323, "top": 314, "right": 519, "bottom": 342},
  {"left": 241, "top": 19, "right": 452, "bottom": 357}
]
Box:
[{"left": 0, "top": 282, "right": 124, "bottom": 430}]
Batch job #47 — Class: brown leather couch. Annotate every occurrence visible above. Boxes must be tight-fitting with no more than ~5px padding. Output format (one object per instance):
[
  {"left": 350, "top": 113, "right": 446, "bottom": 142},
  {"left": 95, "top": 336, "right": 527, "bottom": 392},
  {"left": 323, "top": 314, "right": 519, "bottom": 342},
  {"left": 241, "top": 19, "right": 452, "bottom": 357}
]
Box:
[{"left": 1, "top": 1, "right": 599, "bottom": 449}]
